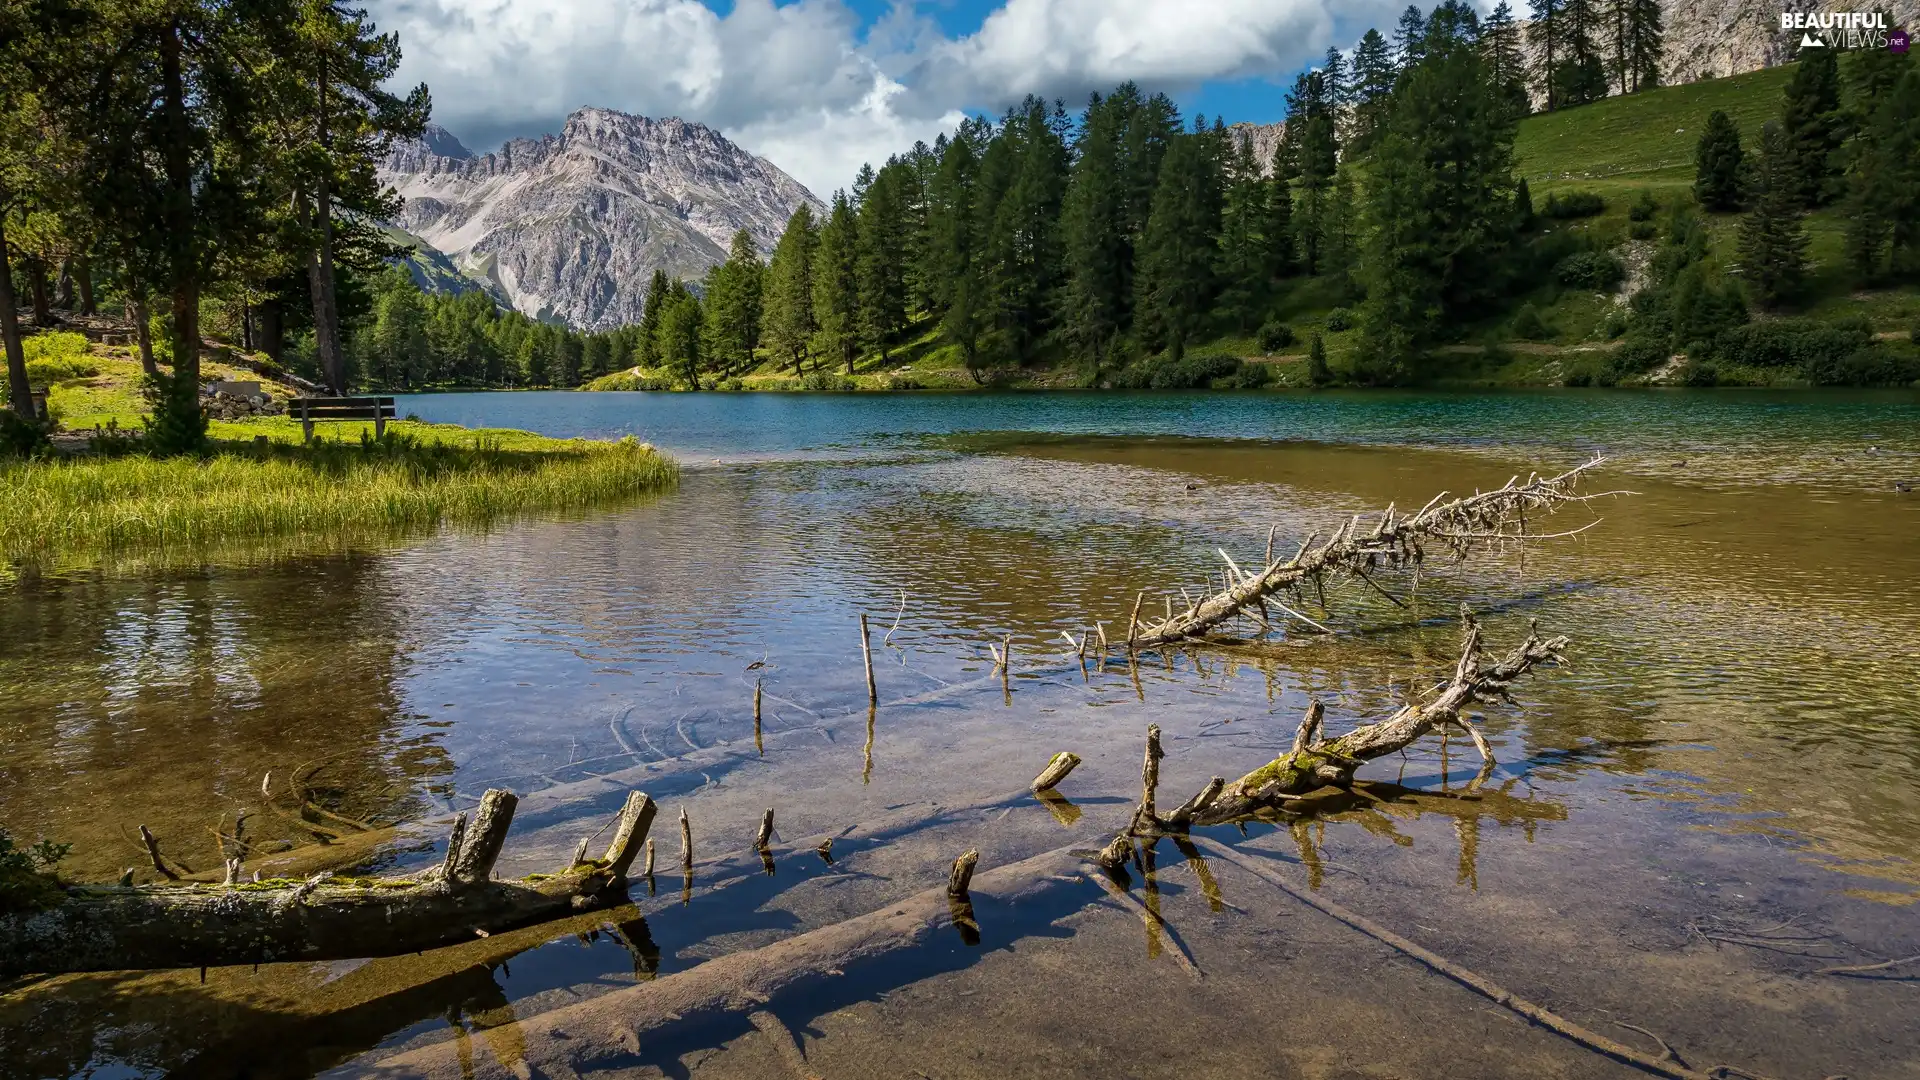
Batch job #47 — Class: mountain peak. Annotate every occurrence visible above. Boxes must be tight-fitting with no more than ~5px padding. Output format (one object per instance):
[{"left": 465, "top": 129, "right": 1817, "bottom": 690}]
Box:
[{"left": 379, "top": 110, "right": 823, "bottom": 331}]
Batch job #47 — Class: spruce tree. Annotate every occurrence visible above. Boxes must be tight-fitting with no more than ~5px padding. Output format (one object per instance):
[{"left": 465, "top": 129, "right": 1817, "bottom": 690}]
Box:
[
  {"left": 1693, "top": 110, "right": 1747, "bottom": 212},
  {"left": 1307, "top": 333, "right": 1331, "bottom": 384},
  {"left": 764, "top": 205, "right": 818, "bottom": 373},
  {"left": 1350, "top": 29, "right": 1397, "bottom": 152},
  {"left": 1215, "top": 135, "right": 1268, "bottom": 332},
  {"left": 658, "top": 285, "right": 704, "bottom": 388},
  {"left": 1061, "top": 91, "right": 1130, "bottom": 370},
  {"left": 1256, "top": 153, "right": 1295, "bottom": 295},
  {"left": 1481, "top": 2, "right": 1530, "bottom": 119},
  {"left": 1625, "top": 0, "right": 1662, "bottom": 92},
  {"left": 1555, "top": 0, "right": 1610, "bottom": 107},
  {"left": 1779, "top": 46, "right": 1846, "bottom": 208},
  {"left": 636, "top": 268, "right": 669, "bottom": 367},
  {"left": 979, "top": 97, "right": 1068, "bottom": 366},
  {"left": 1135, "top": 130, "right": 1223, "bottom": 360},
  {"left": 1393, "top": 6, "right": 1428, "bottom": 69},
  {"left": 856, "top": 162, "right": 910, "bottom": 359},
  {"left": 704, "top": 229, "right": 764, "bottom": 374},
  {"left": 813, "top": 190, "right": 861, "bottom": 374},
  {"left": 927, "top": 123, "right": 983, "bottom": 368},
  {"left": 1529, "top": 0, "right": 1562, "bottom": 111},
  {"left": 1841, "top": 66, "right": 1920, "bottom": 281},
  {"left": 1738, "top": 122, "right": 1810, "bottom": 309}
]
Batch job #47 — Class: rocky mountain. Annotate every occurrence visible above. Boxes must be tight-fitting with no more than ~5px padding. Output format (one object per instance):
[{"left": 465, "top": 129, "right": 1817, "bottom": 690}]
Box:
[
  {"left": 1228, "top": 121, "right": 1285, "bottom": 174},
  {"left": 379, "top": 110, "right": 824, "bottom": 330}
]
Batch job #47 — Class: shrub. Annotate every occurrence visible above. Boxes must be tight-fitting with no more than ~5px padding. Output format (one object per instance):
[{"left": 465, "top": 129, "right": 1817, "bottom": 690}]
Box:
[
  {"left": 22, "top": 331, "right": 89, "bottom": 364},
  {"left": 1324, "top": 308, "right": 1355, "bottom": 332},
  {"left": 1628, "top": 220, "right": 1658, "bottom": 241},
  {"left": 0, "top": 828, "right": 68, "bottom": 913},
  {"left": 884, "top": 373, "right": 925, "bottom": 391},
  {"left": 1554, "top": 251, "right": 1626, "bottom": 289},
  {"left": 1307, "top": 333, "right": 1331, "bottom": 385},
  {"left": 1562, "top": 357, "right": 1617, "bottom": 387},
  {"left": 798, "top": 371, "right": 858, "bottom": 392},
  {"left": 1674, "top": 359, "right": 1720, "bottom": 386},
  {"left": 1110, "top": 353, "right": 1244, "bottom": 389},
  {"left": 25, "top": 357, "right": 99, "bottom": 386},
  {"left": 1541, "top": 190, "right": 1605, "bottom": 219},
  {"left": 1, "top": 409, "right": 52, "bottom": 458},
  {"left": 1910, "top": 325, "right": 1919, "bottom": 346},
  {"left": 1511, "top": 303, "right": 1551, "bottom": 340},
  {"left": 1255, "top": 319, "right": 1296, "bottom": 352},
  {"left": 1601, "top": 311, "right": 1629, "bottom": 339},
  {"left": 1713, "top": 317, "right": 1873, "bottom": 372},
  {"left": 1802, "top": 345, "right": 1920, "bottom": 386},
  {"left": 1628, "top": 191, "right": 1659, "bottom": 222},
  {"left": 1612, "top": 335, "right": 1671, "bottom": 375}
]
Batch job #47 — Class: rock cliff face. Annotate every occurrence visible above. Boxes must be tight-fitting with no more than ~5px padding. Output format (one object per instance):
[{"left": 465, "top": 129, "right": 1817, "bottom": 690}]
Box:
[
  {"left": 379, "top": 111, "right": 824, "bottom": 330},
  {"left": 1228, "top": 121, "right": 1285, "bottom": 174}
]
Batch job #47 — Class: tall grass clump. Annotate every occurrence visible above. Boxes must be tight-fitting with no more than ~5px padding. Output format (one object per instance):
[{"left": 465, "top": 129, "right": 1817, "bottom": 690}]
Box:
[{"left": 0, "top": 432, "right": 677, "bottom": 566}]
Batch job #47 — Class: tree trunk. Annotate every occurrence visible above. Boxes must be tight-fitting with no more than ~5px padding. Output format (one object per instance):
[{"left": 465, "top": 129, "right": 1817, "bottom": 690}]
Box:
[
  {"left": 0, "top": 212, "right": 33, "bottom": 416},
  {"left": 308, "top": 56, "right": 348, "bottom": 395},
  {"left": 0, "top": 789, "right": 657, "bottom": 979},
  {"left": 76, "top": 256, "right": 94, "bottom": 316},
  {"left": 160, "top": 17, "right": 199, "bottom": 387},
  {"left": 255, "top": 296, "right": 284, "bottom": 363},
  {"left": 130, "top": 292, "right": 157, "bottom": 376},
  {"left": 26, "top": 257, "right": 51, "bottom": 325},
  {"left": 241, "top": 294, "right": 252, "bottom": 351},
  {"left": 54, "top": 259, "right": 75, "bottom": 310}
]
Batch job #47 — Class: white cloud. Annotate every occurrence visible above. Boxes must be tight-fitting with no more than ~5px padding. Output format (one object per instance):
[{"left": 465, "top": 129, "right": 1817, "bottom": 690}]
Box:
[{"left": 371, "top": 0, "right": 1399, "bottom": 197}]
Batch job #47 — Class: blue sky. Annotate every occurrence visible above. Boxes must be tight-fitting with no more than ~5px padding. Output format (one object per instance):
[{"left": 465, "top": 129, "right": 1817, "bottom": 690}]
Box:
[{"left": 371, "top": 0, "right": 1412, "bottom": 196}]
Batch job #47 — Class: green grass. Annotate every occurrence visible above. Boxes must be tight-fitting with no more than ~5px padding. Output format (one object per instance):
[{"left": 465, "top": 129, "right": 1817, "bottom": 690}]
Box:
[{"left": 0, "top": 432, "right": 677, "bottom": 567}]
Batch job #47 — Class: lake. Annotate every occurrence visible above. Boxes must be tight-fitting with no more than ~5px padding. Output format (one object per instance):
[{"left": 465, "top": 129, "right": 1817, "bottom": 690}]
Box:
[{"left": 3, "top": 389, "right": 1918, "bottom": 1079}]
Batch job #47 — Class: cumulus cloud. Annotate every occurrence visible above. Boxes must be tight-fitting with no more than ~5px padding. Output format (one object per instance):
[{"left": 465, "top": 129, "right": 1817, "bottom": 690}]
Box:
[{"left": 370, "top": 0, "right": 1398, "bottom": 197}]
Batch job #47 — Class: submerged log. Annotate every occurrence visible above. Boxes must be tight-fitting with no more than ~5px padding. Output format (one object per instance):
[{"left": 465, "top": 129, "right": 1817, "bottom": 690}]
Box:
[{"left": 0, "top": 789, "right": 656, "bottom": 979}]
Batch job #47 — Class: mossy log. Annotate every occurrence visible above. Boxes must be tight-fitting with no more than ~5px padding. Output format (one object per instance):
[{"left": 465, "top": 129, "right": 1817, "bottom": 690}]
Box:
[
  {"left": 1098, "top": 610, "right": 1568, "bottom": 863},
  {"left": 0, "top": 789, "right": 656, "bottom": 979}
]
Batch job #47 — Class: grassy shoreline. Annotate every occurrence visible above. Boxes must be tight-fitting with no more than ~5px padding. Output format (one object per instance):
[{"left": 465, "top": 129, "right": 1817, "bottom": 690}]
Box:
[{"left": 7, "top": 343, "right": 679, "bottom": 569}]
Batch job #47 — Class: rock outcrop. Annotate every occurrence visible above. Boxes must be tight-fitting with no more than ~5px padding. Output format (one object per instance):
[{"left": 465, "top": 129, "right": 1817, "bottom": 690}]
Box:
[{"left": 379, "top": 112, "right": 824, "bottom": 331}]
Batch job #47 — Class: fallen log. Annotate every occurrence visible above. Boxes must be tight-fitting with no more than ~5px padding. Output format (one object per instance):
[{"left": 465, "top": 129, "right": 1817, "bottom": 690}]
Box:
[
  {"left": 360, "top": 842, "right": 1091, "bottom": 1080},
  {"left": 0, "top": 790, "right": 656, "bottom": 979},
  {"left": 1127, "top": 459, "right": 1617, "bottom": 649}
]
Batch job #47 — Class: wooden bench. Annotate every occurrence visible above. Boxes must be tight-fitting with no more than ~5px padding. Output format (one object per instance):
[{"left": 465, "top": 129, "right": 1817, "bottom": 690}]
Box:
[{"left": 290, "top": 396, "right": 396, "bottom": 441}]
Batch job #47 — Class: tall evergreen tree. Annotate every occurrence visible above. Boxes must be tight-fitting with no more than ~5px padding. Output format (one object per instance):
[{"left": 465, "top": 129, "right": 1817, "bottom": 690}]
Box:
[
  {"left": 1481, "top": 2, "right": 1530, "bottom": 118},
  {"left": 1555, "top": 0, "right": 1609, "bottom": 107},
  {"left": 1738, "top": 121, "right": 1810, "bottom": 308},
  {"left": 1693, "top": 110, "right": 1747, "bottom": 212},
  {"left": 856, "top": 161, "right": 910, "bottom": 359},
  {"left": 1842, "top": 62, "right": 1920, "bottom": 282},
  {"left": 1135, "top": 128, "right": 1224, "bottom": 360},
  {"left": 1779, "top": 46, "right": 1847, "bottom": 208},
  {"left": 1393, "top": 6, "right": 1428, "bottom": 68},
  {"left": 702, "top": 228, "right": 764, "bottom": 374},
  {"left": 1624, "top": 0, "right": 1663, "bottom": 92},
  {"left": 812, "top": 189, "right": 861, "bottom": 374},
  {"left": 1350, "top": 28, "right": 1397, "bottom": 151},
  {"left": 763, "top": 204, "right": 818, "bottom": 373},
  {"left": 636, "top": 268, "right": 669, "bottom": 367},
  {"left": 977, "top": 97, "right": 1068, "bottom": 367},
  {"left": 1357, "top": 26, "right": 1519, "bottom": 380},
  {"left": 1061, "top": 91, "right": 1131, "bottom": 370},
  {"left": 1215, "top": 134, "right": 1268, "bottom": 332},
  {"left": 657, "top": 282, "right": 703, "bottom": 387},
  {"left": 1529, "top": 0, "right": 1562, "bottom": 111}
]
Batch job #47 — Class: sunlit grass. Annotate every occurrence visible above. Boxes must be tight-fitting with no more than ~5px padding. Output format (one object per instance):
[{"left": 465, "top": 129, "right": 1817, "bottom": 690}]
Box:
[{"left": 0, "top": 431, "right": 678, "bottom": 566}]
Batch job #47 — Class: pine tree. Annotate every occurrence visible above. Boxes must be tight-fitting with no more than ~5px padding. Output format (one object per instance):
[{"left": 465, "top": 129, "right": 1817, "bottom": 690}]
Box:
[
  {"left": 1357, "top": 28, "right": 1519, "bottom": 380},
  {"left": 1779, "top": 46, "right": 1847, "bottom": 208},
  {"left": 703, "top": 229, "right": 764, "bottom": 374},
  {"left": 856, "top": 162, "right": 910, "bottom": 359},
  {"left": 1135, "top": 130, "right": 1223, "bottom": 360},
  {"left": 1693, "top": 110, "right": 1747, "bottom": 212},
  {"left": 1481, "top": 2, "right": 1530, "bottom": 119},
  {"left": 1394, "top": 6, "right": 1428, "bottom": 68},
  {"left": 927, "top": 122, "right": 984, "bottom": 368},
  {"left": 1555, "top": 0, "right": 1609, "bottom": 107},
  {"left": 813, "top": 189, "right": 861, "bottom": 374},
  {"left": 1625, "top": 0, "right": 1662, "bottom": 92},
  {"left": 1307, "top": 333, "right": 1331, "bottom": 384},
  {"left": 978, "top": 97, "right": 1068, "bottom": 367},
  {"left": 764, "top": 204, "right": 818, "bottom": 373},
  {"left": 1426, "top": 0, "right": 1480, "bottom": 46},
  {"left": 1215, "top": 135, "right": 1268, "bottom": 332},
  {"left": 1738, "top": 122, "right": 1810, "bottom": 309},
  {"left": 1529, "top": 0, "right": 1562, "bottom": 111},
  {"left": 1351, "top": 28, "right": 1397, "bottom": 151},
  {"left": 636, "top": 268, "right": 670, "bottom": 367},
  {"left": 1841, "top": 66, "right": 1920, "bottom": 281},
  {"left": 657, "top": 284, "right": 704, "bottom": 388},
  {"left": 1255, "top": 159, "right": 1295, "bottom": 296},
  {"left": 1061, "top": 91, "right": 1131, "bottom": 370}
]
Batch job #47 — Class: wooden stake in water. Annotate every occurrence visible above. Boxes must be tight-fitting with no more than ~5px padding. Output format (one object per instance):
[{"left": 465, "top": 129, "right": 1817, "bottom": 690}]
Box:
[
  {"left": 859, "top": 613, "right": 877, "bottom": 705},
  {"left": 753, "top": 679, "right": 763, "bottom": 756},
  {"left": 678, "top": 808, "right": 693, "bottom": 872}
]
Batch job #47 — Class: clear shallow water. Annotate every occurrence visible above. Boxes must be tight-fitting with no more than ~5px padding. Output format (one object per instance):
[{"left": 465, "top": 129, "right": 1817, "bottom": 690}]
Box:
[{"left": 3, "top": 389, "right": 1918, "bottom": 1079}]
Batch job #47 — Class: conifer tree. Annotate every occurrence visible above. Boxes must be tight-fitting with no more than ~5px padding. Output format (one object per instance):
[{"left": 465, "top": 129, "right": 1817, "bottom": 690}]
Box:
[
  {"left": 1693, "top": 110, "right": 1747, "bottom": 212},
  {"left": 1307, "top": 332, "right": 1331, "bottom": 384},
  {"left": 813, "top": 190, "right": 861, "bottom": 374},
  {"left": 856, "top": 162, "right": 910, "bottom": 359},
  {"left": 1215, "top": 135, "right": 1268, "bottom": 332},
  {"left": 1529, "top": 0, "right": 1562, "bottom": 111},
  {"left": 1393, "top": 6, "right": 1428, "bottom": 68},
  {"left": 1255, "top": 149, "right": 1296, "bottom": 294},
  {"left": 1841, "top": 65, "right": 1920, "bottom": 281},
  {"left": 926, "top": 121, "right": 984, "bottom": 368},
  {"left": 978, "top": 97, "right": 1068, "bottom": 366},
  {"left": 1061, "top": 91, "right": 1131, "bottom": 370},
  {"left": 657, "top": 283, "right": 704, "bottom": 387},
  {"left": 703, "top": 228, "right": 764, "bottom": 374},
  {"left": 1738, "top": 122, "right": 1810, "bottom": 309},
  {"left": 1779, "top": 46, "right": 1847, "bottom": 208},
  {"left": 1625, "top": 0, "right": 1662, "bottom": 92},
  {"left": 1555, "top": 0, "right": 1609, "bottom": 107},
  {"left": 1135, "top": 129, "right": 1223, "bottom": 360},
  {"left": 1481, "top": 2, "right": 1530, "bottom": 119},
  {"left": 764, "top": 204, "right": 818, "bottom": 373},
  {"left": 1350, "top": 28, "right": 1397, "bottom": 151},
  {"left": 636, "top": 268, "right": 669, "bottom": 367}
]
